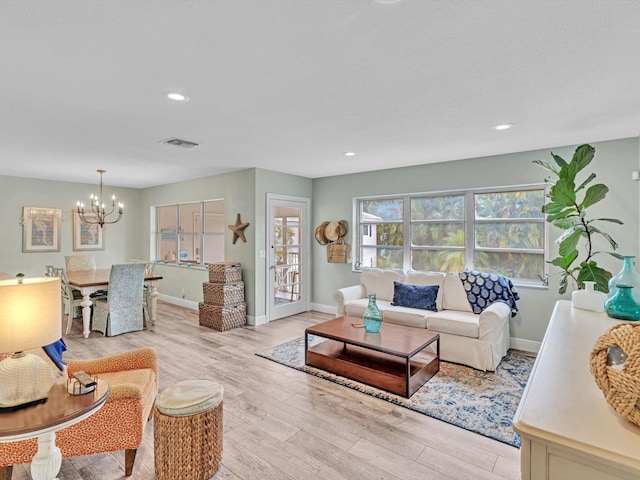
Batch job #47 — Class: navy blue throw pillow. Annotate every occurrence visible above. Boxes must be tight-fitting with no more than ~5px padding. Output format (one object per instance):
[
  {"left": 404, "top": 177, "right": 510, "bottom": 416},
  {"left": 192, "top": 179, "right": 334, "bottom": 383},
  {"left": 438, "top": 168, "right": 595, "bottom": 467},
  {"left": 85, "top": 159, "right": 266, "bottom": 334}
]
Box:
[{"left": 391, "top": 281, "right": 439, "bottom": 311}]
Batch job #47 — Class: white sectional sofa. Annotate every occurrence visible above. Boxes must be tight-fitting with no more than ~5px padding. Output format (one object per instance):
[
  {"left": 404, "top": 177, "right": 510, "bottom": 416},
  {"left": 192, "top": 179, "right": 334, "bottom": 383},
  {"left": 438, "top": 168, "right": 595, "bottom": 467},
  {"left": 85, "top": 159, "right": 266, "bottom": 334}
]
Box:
[{"left": 334, "top": 268, "right": 512, "bottom": 371}]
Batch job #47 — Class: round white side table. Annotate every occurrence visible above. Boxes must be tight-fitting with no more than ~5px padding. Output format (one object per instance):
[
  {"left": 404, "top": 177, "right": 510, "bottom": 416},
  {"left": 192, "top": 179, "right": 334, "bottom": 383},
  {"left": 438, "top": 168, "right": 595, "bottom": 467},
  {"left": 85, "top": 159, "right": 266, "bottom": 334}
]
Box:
[{"left": 0, "top": 379, "right": 110, "bottom": 480}]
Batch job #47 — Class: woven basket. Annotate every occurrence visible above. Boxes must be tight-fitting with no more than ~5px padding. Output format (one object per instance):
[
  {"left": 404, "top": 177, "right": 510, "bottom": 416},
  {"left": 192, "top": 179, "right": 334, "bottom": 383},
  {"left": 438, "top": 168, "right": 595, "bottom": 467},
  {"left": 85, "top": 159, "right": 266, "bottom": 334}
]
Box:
[
  {"left": 154, "top": 401, "right": 223, "bottom": 480},
  {"left": 327, "top": 242, "right": 350, "bottom": 263},
  {"left": 589, "top": 323, "right": 640, "bottom": 427},
  {"left": 208, "top": 262, "right": 242, "bottom": 284},
  {"left": 202, "top": 281, "right": 244, "bottom": 306},
  {"left": 199, "top": 302, "right": 246, "bottom": 331}
]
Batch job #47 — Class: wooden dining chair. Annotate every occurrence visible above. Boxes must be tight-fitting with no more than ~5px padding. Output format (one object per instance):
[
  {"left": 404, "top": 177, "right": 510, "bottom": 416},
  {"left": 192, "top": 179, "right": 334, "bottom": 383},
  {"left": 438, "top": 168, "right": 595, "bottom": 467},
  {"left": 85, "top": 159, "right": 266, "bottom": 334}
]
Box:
[
  {"left": 65, "top": 254, "right": 97, "bottom": 272},
  {"left": 65, "top": 254, "right": 109, "bottom": 300},
  {"left": 46, "top": 265, "right": 85, "bottom": 335},
  {"left": 92, "top": 263, "right": 146, "bottom": 336}
]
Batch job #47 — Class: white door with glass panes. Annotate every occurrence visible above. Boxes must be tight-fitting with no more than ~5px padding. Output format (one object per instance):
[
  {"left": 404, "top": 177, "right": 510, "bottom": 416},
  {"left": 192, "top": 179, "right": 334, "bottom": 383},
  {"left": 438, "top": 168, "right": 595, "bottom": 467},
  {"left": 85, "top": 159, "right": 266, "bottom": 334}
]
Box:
[{"left": 267, "top": 194, "right": 309, "bottom": 321}]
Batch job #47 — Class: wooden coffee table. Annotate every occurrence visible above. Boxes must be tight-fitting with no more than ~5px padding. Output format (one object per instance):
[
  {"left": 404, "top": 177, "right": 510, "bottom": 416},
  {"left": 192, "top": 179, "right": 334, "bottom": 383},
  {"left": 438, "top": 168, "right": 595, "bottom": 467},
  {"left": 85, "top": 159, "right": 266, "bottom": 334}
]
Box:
[{"left": 305, "top": 316, "right": 439, "bottom": 398}]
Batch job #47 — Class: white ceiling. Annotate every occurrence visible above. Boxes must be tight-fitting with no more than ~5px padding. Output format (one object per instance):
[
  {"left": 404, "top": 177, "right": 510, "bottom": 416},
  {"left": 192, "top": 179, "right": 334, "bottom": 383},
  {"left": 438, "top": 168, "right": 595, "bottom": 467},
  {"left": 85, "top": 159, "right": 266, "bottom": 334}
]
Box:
[{"left": 1, "top": 1, "right": 639, "bottom": 189}]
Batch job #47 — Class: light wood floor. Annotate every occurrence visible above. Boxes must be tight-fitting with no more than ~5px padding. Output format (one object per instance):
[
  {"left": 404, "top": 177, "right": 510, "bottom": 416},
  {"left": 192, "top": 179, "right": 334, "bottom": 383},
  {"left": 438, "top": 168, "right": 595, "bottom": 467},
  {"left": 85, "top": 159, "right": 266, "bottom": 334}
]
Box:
[{"left": 11, "top": 302, "right": 521, "bottom": 480}]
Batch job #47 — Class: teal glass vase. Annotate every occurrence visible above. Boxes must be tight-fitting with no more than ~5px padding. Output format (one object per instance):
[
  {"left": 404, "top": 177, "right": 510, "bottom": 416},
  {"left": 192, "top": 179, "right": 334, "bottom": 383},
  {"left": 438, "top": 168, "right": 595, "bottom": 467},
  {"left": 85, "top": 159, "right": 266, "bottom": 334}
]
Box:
[
  {"left": 605, "top": 284, "right": 640, "bottom": 321},
  {"left": 608, "top": 256, "right": 640, "bottom": 304},
  {"left": 363, "top": 293, "right": 382, "bottom": 333}
]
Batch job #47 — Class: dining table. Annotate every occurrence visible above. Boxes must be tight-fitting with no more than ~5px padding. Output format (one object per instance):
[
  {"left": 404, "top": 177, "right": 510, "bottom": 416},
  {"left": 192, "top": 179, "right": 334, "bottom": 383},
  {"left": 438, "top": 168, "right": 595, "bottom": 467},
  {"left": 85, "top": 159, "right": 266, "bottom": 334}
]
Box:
[{"left": 67, "top": 268, "right": 163, "bottom": 338}]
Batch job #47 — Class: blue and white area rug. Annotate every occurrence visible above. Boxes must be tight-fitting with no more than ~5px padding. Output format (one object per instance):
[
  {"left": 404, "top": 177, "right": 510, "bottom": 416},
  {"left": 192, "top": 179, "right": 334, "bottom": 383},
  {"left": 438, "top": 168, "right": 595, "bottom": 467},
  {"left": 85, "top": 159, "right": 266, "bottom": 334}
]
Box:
[{"left": 257, "top": 336, "right": 533, "bottom": 448}]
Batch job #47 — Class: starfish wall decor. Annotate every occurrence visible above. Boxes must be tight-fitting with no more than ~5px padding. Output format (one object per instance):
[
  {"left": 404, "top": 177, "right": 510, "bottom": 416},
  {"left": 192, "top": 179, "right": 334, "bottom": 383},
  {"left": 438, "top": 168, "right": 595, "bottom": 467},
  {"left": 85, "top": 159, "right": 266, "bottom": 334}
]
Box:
[{"left": 228, "top": 213, "right": 250, "bottom": 244}]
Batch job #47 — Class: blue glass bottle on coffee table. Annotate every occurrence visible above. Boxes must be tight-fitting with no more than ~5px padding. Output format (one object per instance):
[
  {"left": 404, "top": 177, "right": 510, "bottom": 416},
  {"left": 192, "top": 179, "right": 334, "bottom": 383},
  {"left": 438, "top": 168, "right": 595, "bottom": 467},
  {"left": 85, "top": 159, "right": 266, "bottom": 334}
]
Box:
[{"left": 363, "top": 293, "right": 382, "bottom": 333}]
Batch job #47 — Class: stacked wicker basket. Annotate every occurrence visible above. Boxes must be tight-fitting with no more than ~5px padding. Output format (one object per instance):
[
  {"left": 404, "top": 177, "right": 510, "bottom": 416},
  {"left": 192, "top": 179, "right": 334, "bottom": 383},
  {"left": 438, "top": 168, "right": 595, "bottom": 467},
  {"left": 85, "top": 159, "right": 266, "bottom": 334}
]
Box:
[{"left": 198, "top": 262, "right": 247, "bottom": 331}]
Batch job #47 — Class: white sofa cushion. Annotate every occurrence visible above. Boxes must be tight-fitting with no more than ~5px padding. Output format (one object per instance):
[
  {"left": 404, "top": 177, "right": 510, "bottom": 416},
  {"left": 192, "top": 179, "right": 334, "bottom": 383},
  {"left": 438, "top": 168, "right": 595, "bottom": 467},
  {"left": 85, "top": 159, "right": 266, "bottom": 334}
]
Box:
[
  {"left": 442, "top": 272, "right": 473, "bottom": 312},
  {"left": 360, "top": 268, "right": 405, "bottom": 301},
  {"left": 426, "top": 310, "right": 479, "bottom": 338},
  {"left": 382, "top": 307, "right": 428, "bottom": 329},
  {"left": 403, "top": 271, "right": 445, "bottom": 311},
  {"left": 344, "top": 298, "right": 393, "bottom": 319}
]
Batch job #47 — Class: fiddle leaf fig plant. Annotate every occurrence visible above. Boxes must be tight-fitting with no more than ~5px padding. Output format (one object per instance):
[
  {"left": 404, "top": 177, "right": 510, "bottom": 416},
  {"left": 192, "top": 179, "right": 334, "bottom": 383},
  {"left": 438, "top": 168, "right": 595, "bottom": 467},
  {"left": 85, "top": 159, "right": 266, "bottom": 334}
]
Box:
[{"left": 534, "top": 144, "right": 622, "bottom": 294}]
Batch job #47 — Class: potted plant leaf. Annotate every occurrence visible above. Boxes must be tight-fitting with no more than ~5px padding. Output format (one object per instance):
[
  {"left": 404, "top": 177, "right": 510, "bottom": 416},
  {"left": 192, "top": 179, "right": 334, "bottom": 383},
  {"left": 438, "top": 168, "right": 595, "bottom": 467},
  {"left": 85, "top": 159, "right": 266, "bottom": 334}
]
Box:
[{"left": 534, "top": 144, "right": 622, "bottom": 294}]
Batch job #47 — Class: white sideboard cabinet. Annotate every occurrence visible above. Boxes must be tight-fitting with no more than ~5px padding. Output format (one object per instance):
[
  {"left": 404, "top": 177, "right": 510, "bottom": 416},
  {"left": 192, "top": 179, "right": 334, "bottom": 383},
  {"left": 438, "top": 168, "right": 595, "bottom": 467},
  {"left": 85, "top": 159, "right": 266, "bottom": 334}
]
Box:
[{"left": 513, "top": 300, "right": 640, "bottom": 480}]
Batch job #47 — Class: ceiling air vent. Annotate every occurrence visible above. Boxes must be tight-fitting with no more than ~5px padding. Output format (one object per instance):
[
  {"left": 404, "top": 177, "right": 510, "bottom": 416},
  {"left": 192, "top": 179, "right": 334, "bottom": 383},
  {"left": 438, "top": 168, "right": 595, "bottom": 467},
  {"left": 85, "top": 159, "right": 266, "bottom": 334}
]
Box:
[{"left": 160, "top": 137, "right": 199, "bottom": 149}]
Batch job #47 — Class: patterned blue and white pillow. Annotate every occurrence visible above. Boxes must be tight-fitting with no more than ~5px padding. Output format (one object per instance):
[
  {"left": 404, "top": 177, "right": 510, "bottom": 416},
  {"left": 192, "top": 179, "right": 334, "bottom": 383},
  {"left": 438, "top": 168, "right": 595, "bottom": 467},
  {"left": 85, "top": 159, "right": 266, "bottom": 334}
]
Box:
[
  {"left": 391, "top": 281, "right": 439, "bottom": 311},
  {"left": 459, "top": 270, "right": 519, "bottom": 317}
]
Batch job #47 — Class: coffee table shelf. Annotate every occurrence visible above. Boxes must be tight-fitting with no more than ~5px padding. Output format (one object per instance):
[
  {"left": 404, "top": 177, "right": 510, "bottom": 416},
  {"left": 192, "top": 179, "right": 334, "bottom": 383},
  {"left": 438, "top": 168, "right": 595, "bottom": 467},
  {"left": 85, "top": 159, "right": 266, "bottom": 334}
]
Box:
[{"left": 305, "top": 316, "right": 439, "bottom": 398}]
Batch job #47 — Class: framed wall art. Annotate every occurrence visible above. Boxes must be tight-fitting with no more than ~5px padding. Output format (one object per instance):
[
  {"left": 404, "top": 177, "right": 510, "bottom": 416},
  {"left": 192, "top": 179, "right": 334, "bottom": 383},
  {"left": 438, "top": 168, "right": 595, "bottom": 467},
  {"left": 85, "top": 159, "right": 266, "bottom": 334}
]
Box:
[
  {"left": 73, "top": 211, "right": 104, "bottom": 251},
  {"left": 22, "top": 207, "right": 62, "bottom": 252}
]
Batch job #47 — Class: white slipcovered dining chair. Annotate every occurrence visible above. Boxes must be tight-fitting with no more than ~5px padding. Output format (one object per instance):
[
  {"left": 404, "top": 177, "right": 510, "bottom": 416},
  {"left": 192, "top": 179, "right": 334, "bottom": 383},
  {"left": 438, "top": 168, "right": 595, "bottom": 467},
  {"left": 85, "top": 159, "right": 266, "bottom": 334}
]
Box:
[
  {"left": 129, "top": 259, "right": 155, "bottom": 319},
  {"left": 92, "top": 263, "right": 146, "bottom": 336}
]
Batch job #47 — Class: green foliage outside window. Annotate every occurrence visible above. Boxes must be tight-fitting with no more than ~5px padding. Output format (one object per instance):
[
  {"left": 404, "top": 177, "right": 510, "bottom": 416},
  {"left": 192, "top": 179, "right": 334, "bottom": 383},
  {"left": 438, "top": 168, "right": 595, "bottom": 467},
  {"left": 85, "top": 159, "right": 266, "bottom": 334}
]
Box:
[
  {"left": 475, "top": 191, "right": 545, "bottom": 219},
  {"left": 411, "top": 195, "right": 464, "bottom": 220},
  {"left": 358, "top": 187, "right": 546, "bottom": 282}
]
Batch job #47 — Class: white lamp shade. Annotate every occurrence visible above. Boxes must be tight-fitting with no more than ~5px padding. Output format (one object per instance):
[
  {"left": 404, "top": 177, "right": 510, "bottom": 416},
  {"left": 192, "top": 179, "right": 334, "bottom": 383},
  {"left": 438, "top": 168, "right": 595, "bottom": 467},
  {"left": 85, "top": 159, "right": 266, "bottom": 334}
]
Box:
[{"left": 0, "top": 277, "right": 61, "bottom": 354}]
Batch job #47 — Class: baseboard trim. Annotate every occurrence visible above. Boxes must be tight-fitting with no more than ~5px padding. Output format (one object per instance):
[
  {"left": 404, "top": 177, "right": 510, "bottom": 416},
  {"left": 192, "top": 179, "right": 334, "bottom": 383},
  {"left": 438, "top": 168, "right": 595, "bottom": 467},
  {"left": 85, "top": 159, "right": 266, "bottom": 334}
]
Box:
[
  {"left": 311, "top": 303, "right": 336, "bottom": 315},
  {"left": 510, "top": 337, "right": 541, "bottom": 353},
  {"left": 159, "top": 294, "right": 198, "bottom": 310},
  {"left": 251, "top": 314, "right": 268, "bottom": 326},
  {"left": 159, "top": 297, "right": 541, "bottom": 352},
  {"left": 160, "top": 294, "right": 258, "bottom": 326}
]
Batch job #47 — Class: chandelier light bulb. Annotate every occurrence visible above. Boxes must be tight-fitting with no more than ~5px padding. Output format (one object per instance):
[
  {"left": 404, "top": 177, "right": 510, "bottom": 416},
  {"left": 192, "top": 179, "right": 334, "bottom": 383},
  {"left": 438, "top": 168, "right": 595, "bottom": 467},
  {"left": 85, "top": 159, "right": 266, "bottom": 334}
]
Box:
[{"left": 75, "top": 169, "right": 124, "bottom": 228}]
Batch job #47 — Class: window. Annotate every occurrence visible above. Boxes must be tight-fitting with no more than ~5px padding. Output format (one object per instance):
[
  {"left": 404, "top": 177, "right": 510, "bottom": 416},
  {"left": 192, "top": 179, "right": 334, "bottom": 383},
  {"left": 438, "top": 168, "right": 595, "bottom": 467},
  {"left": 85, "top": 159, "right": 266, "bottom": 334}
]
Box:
[
  {"left": 155, "top": 200, "right": 225, "bottom": 265},
  {"left": 356, "top": 186, "right": 546, "bottom": 284}
]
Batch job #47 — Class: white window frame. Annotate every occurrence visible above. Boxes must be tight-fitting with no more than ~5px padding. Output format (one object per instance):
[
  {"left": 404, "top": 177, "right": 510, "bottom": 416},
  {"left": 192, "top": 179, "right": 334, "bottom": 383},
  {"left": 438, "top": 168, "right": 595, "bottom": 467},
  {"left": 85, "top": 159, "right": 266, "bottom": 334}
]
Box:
[
  {"left": 153, "top": 199, "right": 225, "bottom": 266},
  {"left": 354, "top": 185, "right": 548, "bottom": 285}
]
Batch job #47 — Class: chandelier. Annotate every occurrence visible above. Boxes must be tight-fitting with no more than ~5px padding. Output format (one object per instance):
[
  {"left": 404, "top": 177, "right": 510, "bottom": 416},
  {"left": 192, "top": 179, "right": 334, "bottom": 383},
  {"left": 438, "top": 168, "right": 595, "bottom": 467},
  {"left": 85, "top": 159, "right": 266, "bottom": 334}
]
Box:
[{"left": 76, "top": 169, "right": 123, "bottom": 228}]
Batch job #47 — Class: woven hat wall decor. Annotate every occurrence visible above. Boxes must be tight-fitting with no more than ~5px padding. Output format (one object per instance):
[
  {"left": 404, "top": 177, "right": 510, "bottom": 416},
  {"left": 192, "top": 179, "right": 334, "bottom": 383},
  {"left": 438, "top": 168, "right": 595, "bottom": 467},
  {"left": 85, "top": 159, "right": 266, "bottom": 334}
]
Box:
[
  {"left": 589, "top": 323, "right": 640, "bottom": 427},
  {"left": 314, "top": 220, "right": 348, "bottom": 245}
]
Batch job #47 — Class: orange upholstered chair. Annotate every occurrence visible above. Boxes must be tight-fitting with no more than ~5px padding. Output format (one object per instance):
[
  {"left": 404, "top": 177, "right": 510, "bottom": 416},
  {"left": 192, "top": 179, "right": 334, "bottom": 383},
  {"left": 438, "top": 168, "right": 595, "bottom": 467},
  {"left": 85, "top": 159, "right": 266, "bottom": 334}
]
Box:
[{"left": 0, "top": 347, "right": 158, "bottom": 479}]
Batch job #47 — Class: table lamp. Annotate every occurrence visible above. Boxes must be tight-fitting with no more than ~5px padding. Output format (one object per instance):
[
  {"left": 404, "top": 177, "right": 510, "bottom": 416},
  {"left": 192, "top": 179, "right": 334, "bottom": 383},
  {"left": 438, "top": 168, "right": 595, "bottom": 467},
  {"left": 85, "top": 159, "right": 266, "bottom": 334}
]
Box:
[{"left": 0, "top": 276, "right": 61, "bottom": 411}]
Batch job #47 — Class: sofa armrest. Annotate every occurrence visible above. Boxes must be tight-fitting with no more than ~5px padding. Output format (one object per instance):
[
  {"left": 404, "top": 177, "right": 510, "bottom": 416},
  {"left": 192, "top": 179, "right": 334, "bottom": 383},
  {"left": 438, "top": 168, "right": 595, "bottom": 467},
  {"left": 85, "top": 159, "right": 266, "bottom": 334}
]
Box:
[
  {"left": 107, "top": 383, "right": 144, "bottom": 401},
  {"left": 334, "top": 285, "right": 365, "bottom": 315},
  {"left": 478, "top": 301, "right": 511, "bottom": 340},
  {"left": 67, "top": 347, "right": 159, "bottom": 381}
]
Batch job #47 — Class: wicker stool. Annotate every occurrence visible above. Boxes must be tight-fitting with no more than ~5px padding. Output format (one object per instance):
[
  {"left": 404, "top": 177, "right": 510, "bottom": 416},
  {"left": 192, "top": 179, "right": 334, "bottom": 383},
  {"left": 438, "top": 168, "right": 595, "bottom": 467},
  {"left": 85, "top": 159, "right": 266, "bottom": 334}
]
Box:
[{"left": 154, "top": 379, "right": 224, "bottom": 480}]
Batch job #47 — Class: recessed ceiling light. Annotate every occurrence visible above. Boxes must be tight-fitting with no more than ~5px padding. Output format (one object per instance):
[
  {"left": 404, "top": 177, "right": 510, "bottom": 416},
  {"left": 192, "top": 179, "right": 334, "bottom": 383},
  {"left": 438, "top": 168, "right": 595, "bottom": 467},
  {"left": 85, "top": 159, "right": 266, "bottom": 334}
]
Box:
[
  {"left": 344, "top": 152, "right": 356, "bottom": 157},
  {"left": 492, "top": 123, "right": 514, "bottom": 131},
  {"left": 165, "top": 91, "right": 190, "bottom": 102}
]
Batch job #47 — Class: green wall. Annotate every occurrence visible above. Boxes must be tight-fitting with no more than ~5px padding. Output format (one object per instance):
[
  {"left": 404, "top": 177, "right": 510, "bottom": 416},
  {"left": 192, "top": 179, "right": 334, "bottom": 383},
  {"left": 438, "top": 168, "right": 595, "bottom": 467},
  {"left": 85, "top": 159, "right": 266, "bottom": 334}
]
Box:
[
  {"left": 311, "top": 137, "right": 640, "bottom": 343},
  {"left": 138, "top": 167, "right": 312, "bottom": 322},
  {"left": 140, "top": 169, "right": 257, "bottom": 317},
  {"left": 0, "top": 175, "right": 142, "bottom": 277},
  {"left": 1, "top": 137, "right": 638, "bottom": 343}
]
